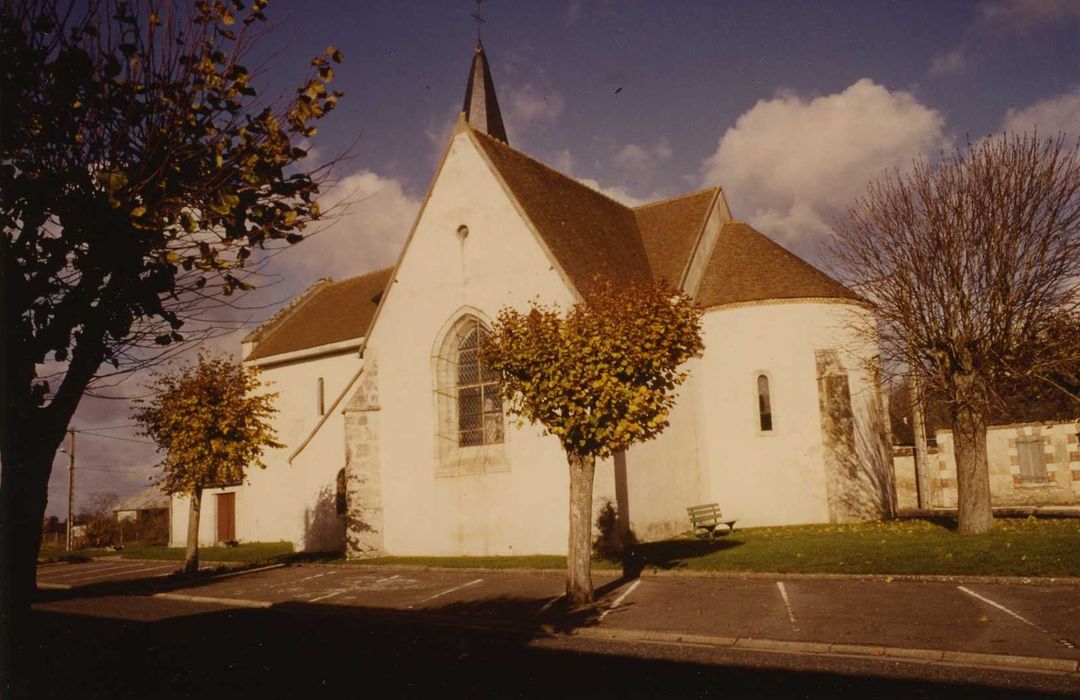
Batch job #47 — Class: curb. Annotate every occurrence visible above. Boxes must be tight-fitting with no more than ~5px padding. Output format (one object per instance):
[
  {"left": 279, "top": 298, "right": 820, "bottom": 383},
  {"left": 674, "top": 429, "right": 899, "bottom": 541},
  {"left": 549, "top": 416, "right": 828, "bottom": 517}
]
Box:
[
  {"left": 635, "top": 569, "right": 1080, "bottom": 586},
  {"left": 564, "top": 626, "right": 1080, "bottom": 675},
  {"left": 290, "top": 561, "right": 1080, "bottom": 587},
  {"left": 153, "top": 592, "right": 273, "bottom": 608}
]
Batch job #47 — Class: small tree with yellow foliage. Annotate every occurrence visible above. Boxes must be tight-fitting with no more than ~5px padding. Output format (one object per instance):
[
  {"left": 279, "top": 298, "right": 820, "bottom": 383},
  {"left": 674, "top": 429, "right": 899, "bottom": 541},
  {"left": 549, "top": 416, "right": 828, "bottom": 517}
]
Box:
[
  {"left": 135, "top": 352, "right": 281, "bottom": 575},
  {"left": 486, "top": 282, "right": 703, "bottom": 606}
]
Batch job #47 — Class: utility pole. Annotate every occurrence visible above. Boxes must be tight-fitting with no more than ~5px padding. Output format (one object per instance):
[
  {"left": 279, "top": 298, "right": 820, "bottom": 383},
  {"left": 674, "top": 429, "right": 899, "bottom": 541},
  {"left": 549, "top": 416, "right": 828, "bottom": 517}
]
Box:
[{"left": 66, "top": 430, "right": 75, "bottom": 551}]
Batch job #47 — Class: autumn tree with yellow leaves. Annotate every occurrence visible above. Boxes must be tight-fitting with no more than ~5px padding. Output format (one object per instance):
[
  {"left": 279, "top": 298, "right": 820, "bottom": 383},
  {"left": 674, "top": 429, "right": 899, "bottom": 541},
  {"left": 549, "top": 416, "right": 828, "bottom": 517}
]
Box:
[
  {"left": 486, "top": 282, "right": 703, "bottom": 606},
  {"left": 135, "top": 352, "right": 281, "bottom": 576}
]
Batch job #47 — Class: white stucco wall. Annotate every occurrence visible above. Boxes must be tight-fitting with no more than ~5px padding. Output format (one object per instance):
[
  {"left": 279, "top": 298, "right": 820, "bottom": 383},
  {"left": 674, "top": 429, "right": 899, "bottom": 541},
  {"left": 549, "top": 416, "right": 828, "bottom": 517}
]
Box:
[
  {"left": 364, "top": 130, "right": 610, "bottom": 556},
  {"left": 169, "top": 349, "right": 359, "bottom": 549},
  {"left": 621, "top": 358, "right": 711, "bottom": 541},
  {"left": 694, "top": 301, "right": 886, "bottom": 527}
]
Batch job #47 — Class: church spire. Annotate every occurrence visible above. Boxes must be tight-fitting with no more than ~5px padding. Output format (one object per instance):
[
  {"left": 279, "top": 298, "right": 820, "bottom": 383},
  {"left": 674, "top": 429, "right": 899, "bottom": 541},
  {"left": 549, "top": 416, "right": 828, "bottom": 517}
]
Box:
[{"left": 462, "top": 41, "right": 508, "bottom": 144}]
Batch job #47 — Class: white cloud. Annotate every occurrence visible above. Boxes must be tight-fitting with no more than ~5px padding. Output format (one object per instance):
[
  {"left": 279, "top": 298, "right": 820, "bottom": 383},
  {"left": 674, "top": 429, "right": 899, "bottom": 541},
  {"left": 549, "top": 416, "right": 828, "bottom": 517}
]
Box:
[
  {"left": 612, "top": 138, "right": 673, "bottom": 184},
  {"left": 702, "top": 79, "right": 949, "bottom": 246},
  {"left": 549, "top": 148, "right": 575, "bottom": 173},
  {"left": 929, "top": 48, "right": 969, "bottom": 77},
  {"left": 932, "top": 0, "right": 1080, "bottom": 77},
  {"left": 270, "top": 170, "right": 419, "bottom": 281},
  {"left": 574, "top": 177, "right": 648, "bottom": 207},
  {"left": 541, "top": 147, "right": 652, "bottom": 206},
  {"left": 505, "top": 84, "right": 565, "bottom": 131},
  {"left": 1003, "top": 86, "right": 1080, "bottom": 136}
]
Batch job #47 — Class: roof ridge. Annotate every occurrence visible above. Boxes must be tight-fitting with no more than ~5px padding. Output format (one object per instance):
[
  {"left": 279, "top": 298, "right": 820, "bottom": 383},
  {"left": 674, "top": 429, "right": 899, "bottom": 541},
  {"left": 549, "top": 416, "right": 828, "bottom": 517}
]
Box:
[
  {"left": 470, "top": 128, "right": 634, "bottom": 212},
  {"left": 633, "top": 186, "right": 720, "bottom": 210},
  {"left": 329, "top": 265, "right": 395, "bottom": 288}
]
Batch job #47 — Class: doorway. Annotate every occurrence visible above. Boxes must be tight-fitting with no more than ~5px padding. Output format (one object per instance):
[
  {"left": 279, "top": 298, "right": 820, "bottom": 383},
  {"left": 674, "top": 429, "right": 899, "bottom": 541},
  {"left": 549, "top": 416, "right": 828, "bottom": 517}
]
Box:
[{"left": 216, "top": 492, "right": 236, "bottom": 542}]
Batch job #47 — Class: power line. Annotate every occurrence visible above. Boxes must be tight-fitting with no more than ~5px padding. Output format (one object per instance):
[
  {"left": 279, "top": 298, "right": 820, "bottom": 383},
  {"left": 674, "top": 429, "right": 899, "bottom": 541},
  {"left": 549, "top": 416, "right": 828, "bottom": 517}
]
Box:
[
  {"left": 72, "top": 430, "right": 153, "bottom": 444},
  {"left": 78, "top": 423, "right": 138, "bottom": 431},
  {"left": 77, "top": 466, "right": 156, "bottom": 474}
]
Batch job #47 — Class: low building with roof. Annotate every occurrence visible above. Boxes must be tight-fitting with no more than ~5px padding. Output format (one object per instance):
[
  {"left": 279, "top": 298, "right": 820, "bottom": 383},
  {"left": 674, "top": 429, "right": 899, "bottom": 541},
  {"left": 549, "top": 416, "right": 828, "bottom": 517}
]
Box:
[
  {"left": 171, "top": 41, "right": 894, "bottom": 555},
  {"left": 115, "top": 486, "right": 170, "bottom": 522}
]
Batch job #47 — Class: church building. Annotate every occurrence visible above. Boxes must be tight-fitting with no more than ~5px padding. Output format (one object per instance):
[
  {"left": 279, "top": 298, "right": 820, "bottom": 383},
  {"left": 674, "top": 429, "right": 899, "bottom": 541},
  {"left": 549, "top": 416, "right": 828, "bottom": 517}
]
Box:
[{"left": 170, "top": 43, "right": 894, "bottom": 555}]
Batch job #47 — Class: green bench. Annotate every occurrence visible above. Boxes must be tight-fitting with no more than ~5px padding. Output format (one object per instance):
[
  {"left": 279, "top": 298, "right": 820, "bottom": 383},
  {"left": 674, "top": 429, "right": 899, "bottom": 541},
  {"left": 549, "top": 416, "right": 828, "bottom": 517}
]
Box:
[{"left": 687, "top": 503, "right": 737, "bottom": 538}]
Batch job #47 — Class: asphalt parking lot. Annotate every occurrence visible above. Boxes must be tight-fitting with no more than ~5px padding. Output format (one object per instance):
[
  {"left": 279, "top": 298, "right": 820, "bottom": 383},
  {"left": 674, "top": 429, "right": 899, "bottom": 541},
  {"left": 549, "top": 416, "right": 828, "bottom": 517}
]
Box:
[{"left": 35, "top": 559, "right": 1080, "bottom": 671}]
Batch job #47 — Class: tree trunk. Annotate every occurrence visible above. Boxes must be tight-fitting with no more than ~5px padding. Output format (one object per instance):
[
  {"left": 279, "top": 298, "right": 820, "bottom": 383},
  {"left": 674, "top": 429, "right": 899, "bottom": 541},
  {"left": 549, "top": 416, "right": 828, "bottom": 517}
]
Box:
[
  {"left": 952, "top": 387, "right": 993, "bottom": 534},
  {"left": 566, "top": 452, "right": 596, "bottom": 606},
  {"left": 0, "top": 445, "right": 57, "bottom": 697},
  {"left": 184, "top": 488, "right": 202, "bottom": 576}
]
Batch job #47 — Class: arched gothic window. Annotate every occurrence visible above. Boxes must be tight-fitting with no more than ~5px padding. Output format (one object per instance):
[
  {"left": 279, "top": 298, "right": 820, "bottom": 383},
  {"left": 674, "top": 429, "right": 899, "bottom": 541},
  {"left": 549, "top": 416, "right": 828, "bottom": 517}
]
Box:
[
  {"left": 435, "top": 316, "right": 504, "bottom": 450},
  {"left": 757, "top": 374, "right": 773, "bottom": 432}
]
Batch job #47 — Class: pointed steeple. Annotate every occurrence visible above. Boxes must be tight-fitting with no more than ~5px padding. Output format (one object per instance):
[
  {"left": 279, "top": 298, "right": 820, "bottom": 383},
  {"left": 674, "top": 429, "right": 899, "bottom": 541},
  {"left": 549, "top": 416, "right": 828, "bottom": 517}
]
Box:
[{"left": 462, "top": 42, "right": 508, "bottom": 144}]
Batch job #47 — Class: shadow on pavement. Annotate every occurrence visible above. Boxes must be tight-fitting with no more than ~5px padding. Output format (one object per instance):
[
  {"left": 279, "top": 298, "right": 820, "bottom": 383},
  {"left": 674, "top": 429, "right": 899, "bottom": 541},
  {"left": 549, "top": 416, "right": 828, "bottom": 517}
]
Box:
[
  {"left": 33, "top": 565, "right": 256, "bottom": 603},
  {"left": 622, "top": 538, "right": 744, "bottom": 573},
  {"left": 23, "top": 595, "right": 1077, "bottom": 699}
]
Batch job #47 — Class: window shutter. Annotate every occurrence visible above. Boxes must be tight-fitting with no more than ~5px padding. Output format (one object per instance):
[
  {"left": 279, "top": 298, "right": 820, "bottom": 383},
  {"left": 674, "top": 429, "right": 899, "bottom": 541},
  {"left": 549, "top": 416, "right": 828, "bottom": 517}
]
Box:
[{"left": 1017, "top": 436, "right": 1047, "bottom": 482}]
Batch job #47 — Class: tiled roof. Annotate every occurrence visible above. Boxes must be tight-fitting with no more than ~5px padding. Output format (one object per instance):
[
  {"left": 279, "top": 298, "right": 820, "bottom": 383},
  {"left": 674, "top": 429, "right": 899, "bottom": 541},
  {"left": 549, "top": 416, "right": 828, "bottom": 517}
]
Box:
[
  {"left": 245, "top": 267, "right": 393, "bottom": 361},
  {"left": 472, "top": 129, "right": 653, "bottom": 293},
  {"left": 634, "top": 188, "right": 718, "bottom": 286},
  {"left": 696, "top": 221, "right": 861, "bottom": 308},
  {"left": 113, "top": 487, "right": 169, "bottom": 513}
]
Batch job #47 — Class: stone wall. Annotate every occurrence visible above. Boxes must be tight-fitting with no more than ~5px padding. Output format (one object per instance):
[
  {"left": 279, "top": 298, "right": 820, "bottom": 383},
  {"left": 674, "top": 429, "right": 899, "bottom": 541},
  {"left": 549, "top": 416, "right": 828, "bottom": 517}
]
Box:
[
  {"left": 344, "top": 356, "right": 385, "bottom": 558},
  {"left": 893, "top": 419, "right": 1080, "bottom": 508}
]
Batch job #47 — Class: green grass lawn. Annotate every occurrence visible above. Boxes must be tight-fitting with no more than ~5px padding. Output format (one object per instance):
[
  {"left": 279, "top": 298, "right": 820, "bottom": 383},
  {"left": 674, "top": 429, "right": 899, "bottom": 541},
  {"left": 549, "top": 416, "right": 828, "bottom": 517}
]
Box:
[
  {"left": 326, "top": 518, "right": 1080, "bottom": 578},
  {"left": 38, "top": 519, "right": 1080, "bottom": 577},
  {"left": 39, "top": 541, "right": 293, "bottom": 564},
  {"left": 629, "top": 518, "right": 1080, "bottom": 577}
]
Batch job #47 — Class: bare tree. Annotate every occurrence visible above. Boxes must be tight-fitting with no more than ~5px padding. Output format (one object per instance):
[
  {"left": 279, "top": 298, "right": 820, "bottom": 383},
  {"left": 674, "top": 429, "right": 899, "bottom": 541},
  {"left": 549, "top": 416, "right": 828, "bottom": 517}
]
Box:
[{"left": 830, "top": 133, "right": 1080, "bottom": 534}]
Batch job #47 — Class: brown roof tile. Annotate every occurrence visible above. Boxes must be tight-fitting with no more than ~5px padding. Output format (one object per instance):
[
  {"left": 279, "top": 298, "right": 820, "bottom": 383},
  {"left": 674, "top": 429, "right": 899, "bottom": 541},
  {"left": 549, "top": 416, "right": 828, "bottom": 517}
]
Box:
[
  {"left": 471, "top": 130, "right": 653, "bottom": 293},
  {"left": 696, "top": 221, "right": 861, "bottom": 308},
  {"left": 634, "top": 188, "right": 718, "bottom": 286},
  {"left": 245, "top": 267, "right": 393, "bottom": 361}
]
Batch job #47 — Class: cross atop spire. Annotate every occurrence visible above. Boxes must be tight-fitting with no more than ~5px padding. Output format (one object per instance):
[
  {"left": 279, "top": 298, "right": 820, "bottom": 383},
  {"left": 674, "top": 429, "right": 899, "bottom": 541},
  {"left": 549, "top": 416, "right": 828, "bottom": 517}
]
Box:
[
  {"left": 461, "top": 37, "right": 508, "bottom": 143},
  {"left": 470, "top": 0, "right": 485, "bottom": 44}
]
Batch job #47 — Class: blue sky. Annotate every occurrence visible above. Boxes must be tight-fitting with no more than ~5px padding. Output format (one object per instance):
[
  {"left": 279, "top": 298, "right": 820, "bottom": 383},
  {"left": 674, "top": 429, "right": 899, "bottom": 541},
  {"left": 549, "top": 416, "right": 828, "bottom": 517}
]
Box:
[{"left": 53, "top": 0, "right": 1080, "bottom": 516}]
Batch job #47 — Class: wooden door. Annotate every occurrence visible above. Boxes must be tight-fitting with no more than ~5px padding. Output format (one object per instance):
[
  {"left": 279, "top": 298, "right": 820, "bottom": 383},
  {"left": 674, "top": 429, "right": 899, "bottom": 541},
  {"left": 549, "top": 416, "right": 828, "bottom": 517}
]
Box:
[{"left": 216, "top": 492, "right": 236, "bottom": 542}]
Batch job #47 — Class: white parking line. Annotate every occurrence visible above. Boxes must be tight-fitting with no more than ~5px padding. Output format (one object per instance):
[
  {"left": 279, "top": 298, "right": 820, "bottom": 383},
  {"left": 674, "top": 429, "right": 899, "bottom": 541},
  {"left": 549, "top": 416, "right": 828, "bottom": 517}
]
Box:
[
  {"left": 290, "top": 570, "right": 339, "bottom": 585},
  {"left": 407, "top": 578, "right": 483, "bottom": 608},
  {"left": 38, "top": 561, "right": 137, "bottom": 578},
  {"left": 599, "top": 579, "right": 641, "bottom": 621},
  {"left": 776, "top": 581, "right": 798, "bottom": 631},
  {"left": 309, "top": 574, "right": 399, "bottom": 603},
  {"left": 64, "top": 563, "right": 178, "bottom": 585},
  {"left": 39, "top": 561, "right": 161, "bottom": 581},
  {"left": 957, "top": 586, "right": 1075, "bottom": 649},
  {"left": 539, "top": 593, "right": 564, "bottom": 614}
]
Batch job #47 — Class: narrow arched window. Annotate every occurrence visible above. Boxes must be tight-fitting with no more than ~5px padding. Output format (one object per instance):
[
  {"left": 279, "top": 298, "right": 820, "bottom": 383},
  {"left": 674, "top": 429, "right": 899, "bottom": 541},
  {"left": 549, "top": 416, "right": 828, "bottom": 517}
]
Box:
[
  {"left": 435, "top": 315, "right": 504, "bottom": 451},
  {"left": 335, "top": 468, "right": 346, "bottom": 516},
  {"left": 757, "top": 374, "right": 773, "bottom": 432}
]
